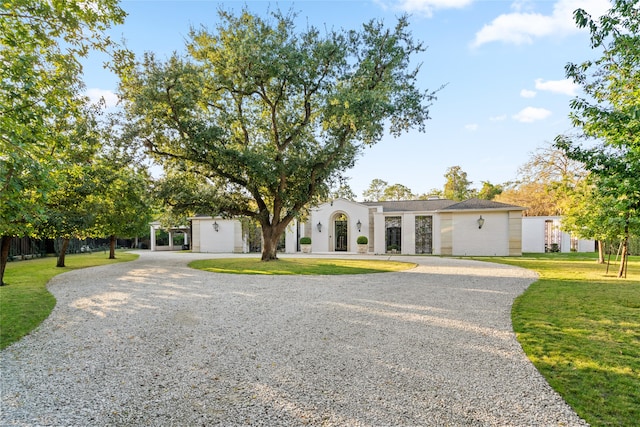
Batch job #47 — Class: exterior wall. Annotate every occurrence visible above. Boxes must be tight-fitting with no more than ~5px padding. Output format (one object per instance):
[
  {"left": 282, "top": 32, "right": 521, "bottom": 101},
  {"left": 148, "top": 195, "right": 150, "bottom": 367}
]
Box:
[
  {"left": 403, "top": 213, "right": 417, "bottom": 255},
  {"left": 195, "top": 218, "right": 243, "bottom": 253},
  {"left": 191, "top": 220, "right": 201, "bottom": 252},
  {"left": 509, "top": 211, "right": 523, "bottom": 256},
  {"left": 451, "top": 211, "right": 510, "bottom": 256},
  {"left": 373, "top": 210, "right": 386, "bottom": 254},
  {"left": 522, "top": 217, "right": 548, "bottom": 253},
  {"left": 439, "top": 213, "right": 453, "bottom": 256}
]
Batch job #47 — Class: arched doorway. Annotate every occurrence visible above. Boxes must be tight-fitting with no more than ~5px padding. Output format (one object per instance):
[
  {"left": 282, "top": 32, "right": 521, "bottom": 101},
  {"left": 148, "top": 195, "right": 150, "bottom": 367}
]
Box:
[{"left": 334, "top": 213, "right": 348, "bottom": 251}]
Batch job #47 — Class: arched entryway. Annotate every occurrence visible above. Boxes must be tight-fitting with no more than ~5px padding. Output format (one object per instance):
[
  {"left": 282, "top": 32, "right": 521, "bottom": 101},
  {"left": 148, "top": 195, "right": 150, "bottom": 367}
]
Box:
[{"left": 332, "top": 212, "right": 349, "bottom": 252}]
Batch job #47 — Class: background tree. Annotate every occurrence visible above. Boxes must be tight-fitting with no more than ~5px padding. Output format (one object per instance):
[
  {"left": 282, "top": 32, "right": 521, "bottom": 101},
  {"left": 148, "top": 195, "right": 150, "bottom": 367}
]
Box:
[
  {"left": 495, "top": 143, "right": 586, "bottom": 215},
  {"left": 417, "top": 188, "right": 444, "bottom": 199},
  {"left": 0, "top": 0, "right": 125, "bottom": 285},
  {"left": 329, "top": 182, "right": 357, "bottom": 202},
  {"left": 555, "top": 0, "right": 640, "bottom": 277},
  {"left": 443, "top": 166, "right": 473, "bottom": 201},
  {"left": 117, "top": 9, "right": 438, "bottom": 260},
  {"left": 383, "top": 183, "right": 415, "bottom": 200},
  {"left": 91, "top": 157, "right": 152, "bottom": 259},
  {"left": 477, "top": 181, "right": 503, "bottom": 200},
  {"left": 40, "top": 108, "right": 103, "bottom": 267},
  {"left": 362, "top": 179, "right": 389, "bottom": 202}
]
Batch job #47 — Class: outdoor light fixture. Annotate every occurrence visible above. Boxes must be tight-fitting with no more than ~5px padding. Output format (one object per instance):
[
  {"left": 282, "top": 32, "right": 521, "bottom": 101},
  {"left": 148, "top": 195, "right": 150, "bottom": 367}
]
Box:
[
  {"left": 317, "top": 222, "right": 322, "bottom": 232},
  {"left": 477, "top": 215, "right": 485, "bottom": 229},
  {"left": 213, "top": 221, "right": 219, "bottom": 232},
  {"left": 356, "top": 220, "right": 362, "bottom": 232}
]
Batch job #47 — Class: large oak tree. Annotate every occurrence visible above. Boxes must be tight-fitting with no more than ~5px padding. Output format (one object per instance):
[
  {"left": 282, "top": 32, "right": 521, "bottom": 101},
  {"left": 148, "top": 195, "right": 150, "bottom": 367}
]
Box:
[{"left": 117, "top": 9, "right": 438, "bottom": 260}]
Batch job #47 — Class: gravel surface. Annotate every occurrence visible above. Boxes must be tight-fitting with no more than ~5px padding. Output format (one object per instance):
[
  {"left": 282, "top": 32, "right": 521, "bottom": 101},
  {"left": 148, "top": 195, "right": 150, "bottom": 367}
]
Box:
[{"left": 1, "top": 251, "right": 588, "bottom": 426}]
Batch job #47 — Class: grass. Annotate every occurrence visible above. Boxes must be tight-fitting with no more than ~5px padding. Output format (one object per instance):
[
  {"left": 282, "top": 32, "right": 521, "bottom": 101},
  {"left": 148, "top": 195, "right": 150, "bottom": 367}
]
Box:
[
  {"left": 475, "top": 253, "right": 640, "bottom": 427},
  {"left": 189, "top": 257, "right": 416, "bottom": 275},
  {"left": 0, "top": 251, "right": 138, "bottom": 350}
]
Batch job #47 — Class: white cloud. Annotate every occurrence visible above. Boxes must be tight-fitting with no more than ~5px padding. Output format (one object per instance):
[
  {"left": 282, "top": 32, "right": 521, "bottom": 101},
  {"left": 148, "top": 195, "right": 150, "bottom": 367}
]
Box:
[
  {"left": 512, "top": 107, "right": 552, "bottom": 122},
  {"left": 86, "top": 88, "right": 119, "bottom": 108},
  {"left": 489, "top": 114, "right": 507, "bottom": 121},
  {"left": 471, "top": 0, "right": 611, "bottom": 47},
  {"left": 534, "top": 78, "right": 579, "bottom": 96},
  {"left": 378, "top": 0, "right": 473, "bottom": 16},
  {"left": 465, "top": 123, "right": 479, "bottom": 131},
  {"left": 520, "top": 89, "right": 537, "bottom": 98}
]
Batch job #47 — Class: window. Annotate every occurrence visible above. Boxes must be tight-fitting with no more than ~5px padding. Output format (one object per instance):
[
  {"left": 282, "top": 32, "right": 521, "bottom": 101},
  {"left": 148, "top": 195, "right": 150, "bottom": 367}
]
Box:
[{"left": 415, "top": 216, "right": 433, "bottom": 254}]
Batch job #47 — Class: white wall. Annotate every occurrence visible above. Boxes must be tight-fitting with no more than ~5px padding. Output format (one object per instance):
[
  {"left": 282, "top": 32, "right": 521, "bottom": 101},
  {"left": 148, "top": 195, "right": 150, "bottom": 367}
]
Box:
[
  {"left": 452, "top": 211, "right": 510, "bottom": 256},
  {"left": 522, "top": 217, "right": 548, "bottom": 253},
  {"left": 198, "top": 218, "right": 243, "bottom": 253}
]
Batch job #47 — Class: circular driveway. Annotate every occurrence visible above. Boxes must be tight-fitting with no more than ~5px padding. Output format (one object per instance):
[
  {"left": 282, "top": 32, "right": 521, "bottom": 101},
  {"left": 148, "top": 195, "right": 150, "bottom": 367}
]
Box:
[{"left": 1, "top": 251, "right": 587, "bottom": 426}]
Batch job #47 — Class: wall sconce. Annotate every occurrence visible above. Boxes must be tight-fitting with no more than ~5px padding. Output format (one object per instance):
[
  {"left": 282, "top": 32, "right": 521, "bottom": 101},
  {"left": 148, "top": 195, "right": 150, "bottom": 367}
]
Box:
[
  {"left": 356, "top": 220, "right": 362, "bottom": 232},
  {"left": 477, "top": 215, "right": 485, "bottom": 229},
  {"left": 213, "top": 221, "right": 219, "bottom": 232},
  {"left": 317, "top": 222, "right": 322, "bottom": 232}
]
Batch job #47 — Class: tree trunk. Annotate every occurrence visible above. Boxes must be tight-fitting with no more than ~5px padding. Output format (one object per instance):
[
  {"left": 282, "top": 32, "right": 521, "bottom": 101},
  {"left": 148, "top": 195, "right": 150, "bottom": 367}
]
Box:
[
  {"left": 109, "top": 235, "right": 116, "bottom": 259},
  {"left": 261, "top": 226, "right": 279, "bottom": 261},
  {"left": 1, "top": 236, "right": 11, "bottom": 286},
  {"left": 56, "top": 238, "right": 69, "bottom": 268},
  {"left": 597, "top": 240, "right": 605, "bottom": 264},
  {"left": 618, "top": 236, "right": 628, "bottom": 279}
]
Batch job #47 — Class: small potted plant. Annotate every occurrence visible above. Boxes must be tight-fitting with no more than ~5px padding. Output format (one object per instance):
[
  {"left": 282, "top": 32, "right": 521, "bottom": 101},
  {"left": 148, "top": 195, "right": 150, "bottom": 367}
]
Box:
[
  {"left": 387, "top": 244, "right": 399, "bottom": 254},
  {"left": 299, "top": 236, "right": 312, "bottom": 253},
  {"left": 356, "top": 236, "right": 368, "bottom": 254}
]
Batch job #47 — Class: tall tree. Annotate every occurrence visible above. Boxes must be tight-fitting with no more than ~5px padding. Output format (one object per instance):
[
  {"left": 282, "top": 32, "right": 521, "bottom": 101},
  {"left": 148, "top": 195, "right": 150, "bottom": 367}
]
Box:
[
  {"left": 362, "top": 179, "right": 389, "bottom": 202},
  {"left": 383, "top": 183, "right": 415, "bottom": 200},
  {"left": 41, "top": 107, "right": 103, "bottom": 267},
  {"left": 329, "top": 183, "right": 357, "bottom": 202},
  {"left": 91, "top": 157, "right": 152, "bottom": 259},
  {"left": 477, "top": 181, "right": 503, "bottom": 200},
  {"left": 0, "top": 0, "right": 125, "bottom": 285},
  {"left": 495, "top": 143, "right": 586, "bottom": 215},
  {"left": 443, "top": 166, "right": 473, "bottom": 201},
  {"left": 116, "top": 9, "right": 438, "bottom": 260},
  {"left": 556, "top": 0, "right": 640, "bottom": 278}
]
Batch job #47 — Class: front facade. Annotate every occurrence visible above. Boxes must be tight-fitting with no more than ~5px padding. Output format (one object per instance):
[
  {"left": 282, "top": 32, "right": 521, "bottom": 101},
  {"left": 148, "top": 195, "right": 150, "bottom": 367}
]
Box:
[
  {"left": 185, "top": 198, "right": 526, "bottom": 256},
  {"left": 302, "top": 198, "right": 524, "bottom": 256}
]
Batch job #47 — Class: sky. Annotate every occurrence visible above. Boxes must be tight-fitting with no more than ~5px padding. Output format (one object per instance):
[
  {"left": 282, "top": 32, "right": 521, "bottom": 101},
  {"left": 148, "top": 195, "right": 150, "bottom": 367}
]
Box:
[{"left": 83, "top": 0, "right": 612, "bottom": 201}]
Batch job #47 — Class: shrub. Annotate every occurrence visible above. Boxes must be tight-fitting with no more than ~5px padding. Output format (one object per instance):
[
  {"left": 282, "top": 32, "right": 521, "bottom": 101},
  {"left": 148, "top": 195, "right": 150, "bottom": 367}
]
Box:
[
  {"left": 357, "top": 236, "right": 368, "bottom": 244},
  {"left": 299, "top": 237, "right": 311, "bottom": 244}
]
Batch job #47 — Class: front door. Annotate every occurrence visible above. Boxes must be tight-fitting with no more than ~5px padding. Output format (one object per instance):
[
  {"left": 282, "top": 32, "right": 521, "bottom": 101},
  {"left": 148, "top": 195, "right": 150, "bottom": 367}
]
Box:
[{"left": 335, "top": 215, "right": 347, "bottom": 251}]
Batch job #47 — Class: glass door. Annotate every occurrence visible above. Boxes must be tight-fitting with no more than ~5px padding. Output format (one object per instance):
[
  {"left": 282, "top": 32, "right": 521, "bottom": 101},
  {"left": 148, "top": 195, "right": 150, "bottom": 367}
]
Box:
[{"left": 335, "top": 215, "right": 347, "bottom": 251}]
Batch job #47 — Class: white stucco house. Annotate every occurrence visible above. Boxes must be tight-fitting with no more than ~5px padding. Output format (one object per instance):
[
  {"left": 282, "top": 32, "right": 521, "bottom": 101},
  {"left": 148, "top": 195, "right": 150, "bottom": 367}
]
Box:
[{"left": 181, "top": 198, "right": 526, "bottom": 256}]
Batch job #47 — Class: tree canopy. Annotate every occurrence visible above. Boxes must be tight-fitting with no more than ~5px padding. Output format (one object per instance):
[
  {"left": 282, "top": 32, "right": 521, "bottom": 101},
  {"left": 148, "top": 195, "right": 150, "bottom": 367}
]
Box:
[
  {"left": 117, "top": 9, "right": 438, "bottom": 260},
  {"left": 1, "top": 0, "right": 126, "bottom": 285},
  {"left": 555, "top": 0, "right": 640, "bottom": 277},
  {"left": 495, "top": 143, "right": 586, "bottom": 215},
  {"left": 443, "top": 166, "right": 473, "bottom": 201}
]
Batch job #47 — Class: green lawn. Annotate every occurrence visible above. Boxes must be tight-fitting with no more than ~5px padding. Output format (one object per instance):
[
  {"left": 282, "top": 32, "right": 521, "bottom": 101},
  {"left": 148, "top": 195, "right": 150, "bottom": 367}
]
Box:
[
  {"left": 477, "top": 253, "right": 640, "bottom": 427},
  {"left": 189, "top": 257, "right": 416, "bottom": 275},
  {"left": 0, "top": 251, "right": 138, "bottom": 349}
]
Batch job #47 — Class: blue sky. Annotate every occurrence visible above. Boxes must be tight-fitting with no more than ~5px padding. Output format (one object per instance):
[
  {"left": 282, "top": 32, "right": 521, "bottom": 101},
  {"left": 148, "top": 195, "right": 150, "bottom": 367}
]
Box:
[{"left": 83, "top": 0, "right": 611, "bottom": 200}]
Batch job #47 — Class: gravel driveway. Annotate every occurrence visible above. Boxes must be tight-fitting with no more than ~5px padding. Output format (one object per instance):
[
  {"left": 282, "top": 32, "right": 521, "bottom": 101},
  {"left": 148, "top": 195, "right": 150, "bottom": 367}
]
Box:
[{"left": 1, "top": 251, "right": 587, "bottom": 426}]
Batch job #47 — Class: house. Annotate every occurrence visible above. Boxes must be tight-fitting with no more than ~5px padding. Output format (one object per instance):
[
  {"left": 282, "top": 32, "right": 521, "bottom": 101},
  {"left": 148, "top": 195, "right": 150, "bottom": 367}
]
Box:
[{"left": 184, "top": 198, "right": 526, "bottom": 256}]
